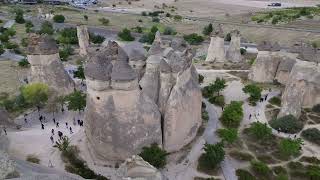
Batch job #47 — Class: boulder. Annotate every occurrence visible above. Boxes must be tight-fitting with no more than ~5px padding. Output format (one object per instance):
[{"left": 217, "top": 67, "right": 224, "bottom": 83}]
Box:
[
  {"left": 116, "top": 155, "right": 163, "bottom": 180},
  {"left": 226, "top": 30, "right": 242, "bottom": 63},
  {"left": 77, "top": 25, "right": 90, "bottom": 56},
  {"left": 163, "top": 65, "right": 202, "bottom": 152},
  {"left": 27, "top": 34, "right": 75, "bottom": 95},
  {"left": 279, "top": 60, "right": 320, "bottom": 118}
]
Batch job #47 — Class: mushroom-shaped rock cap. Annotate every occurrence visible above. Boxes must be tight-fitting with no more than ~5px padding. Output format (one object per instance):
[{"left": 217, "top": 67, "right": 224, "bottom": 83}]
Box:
[
  {"left": 214, "top": 24, "right": 224, "bottom": 38},
  {"left": 170, "top": 38, "right": 189, "bottom": 52},
  {"left": 85, "top": 52, "right": 113, "bottom": 81},
  {"left": 111, "top": 47, "right": 137, "bottom": 81},
  {"left": 123, "top": 42, "right": 147, "bottom": 61},
  {"left": 160, "top": 59, "right": 171, "bottom": 73},
  {"left": 230, "top": 29, "right": 240, "bottom": 37},
  {"left": 27, "top": 34, "right": 59, "bottom": 55}
]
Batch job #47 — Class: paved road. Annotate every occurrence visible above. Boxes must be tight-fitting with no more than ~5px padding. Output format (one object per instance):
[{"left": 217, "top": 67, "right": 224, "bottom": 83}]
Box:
[{"left": 203, "top": 99, "right": 237, "bottom": 180}]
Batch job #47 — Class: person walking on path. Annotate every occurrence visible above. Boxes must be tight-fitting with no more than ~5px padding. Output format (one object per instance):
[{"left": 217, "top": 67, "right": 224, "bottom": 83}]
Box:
[
  {"left": 41, "top": 123, "right": 45, "bottom": 130},
  {"left": 69, "top": 127, "right": 73, "bottom": 134},
  {"left": 51, "top": 129, "right": 54, "bottom": 135},
  {"left": 3, "top": 127, "right": 7, "bottom": 135},
  {"left": 65, "top": 122, "right": 68, "bottom": 128},
  {"left": 50, "top": 136, "right": 54, "bottom": 144},
  {"left": 56, "top": 122, "right": 59, "bottom": 128}
]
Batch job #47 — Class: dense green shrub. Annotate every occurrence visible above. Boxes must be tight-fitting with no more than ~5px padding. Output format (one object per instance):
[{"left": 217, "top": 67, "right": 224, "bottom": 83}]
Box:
[
  {"left": 21, "top": 37, "right": 28, "bottom": 47},
  {"left": 15, "top": 10, "right": 25, "bottom": 24},
  {"left": 240, "top": 48, "right": 247, "bottom": 55},
  {"left": 301, "top": 128, "right": 320, "bottom": 145},
  {"left": 217, "top": 128, "right": 238, "bottom": 144},
  {"left": 57, "top": 28, "right": 78, "bottom": 44},
  {"left": 139, "top": 143, "right": 167, "bottom": 168},
  {"left": 272, "top": 166, "right": 287, "bottom": 175},
  {"left": 307, "top": 165, "right": 320, "bottom": 180},
  {"left": 152, "top": 17, "right": 160, "bottom": 22},
  {"left": 236, "top": 169, "right": 256, "bottom": 180},
  {"left": 18, "top": 59, "right": 30, "bottom": 67},
  {"left": 220, "top": 101, "right": 243, "bottom": 128},
  {"left": 250, "top": 160, "right": 271, "bottom": 176},
  {"left": 98, "top": 17, "right": 110, "bottom": 26},
  {"left": 312, "top": 104, "right": 320, "bottom": 113},
  {"left": 26, "top": 154, "right": 40, "bottom": 164},
  {"left": 208, "top": 95, "right": 225, "bottom": 107},
  {"left": 183, "top": 33, "right": 204, "bottom": 45},
  {"left": 269, "top": 115, "right": 303, "bottom": 134},
  {"left": 83, "top": 15, "right": 88, "bottom": 21},
  {"left": 173, "top": 15, "right": 182, "bottom": 21},
  {"left": 248, "top": 122, "right": 272, "bottom": 140},
  {"left": 224, "top": 33, "right": 231, "bottom": 41},
  {"left": 276, "top": 174, "right": 289, "bottom": 180},
  {"left": 202, "top": 23, "right": 213, "bottom": 36},
  {"left": 39, "top": 21, "right": 54, "bottom": 35},
  {"left": 4, "top": 41, "right": 18, "bottom": 49},
  {"left": 163, "top": 26, "right": 176, "bottom": 35},
  {"left": 141, "top": 11, "right": 147, "bottom": 16},
  {"left": 0, "top": 34, "right": 9, "bottom": 43},
  {"left": 53, "top": 14, "right": 65, "bottom": 23},
  {"left": 89, "top": 33, "right": 105, "bottom": 44},
  {"left": 198, "top": 143, "right": 225, "bottom": 171},
  {"left": 118, "top": 28, "right": 135, "bottom": 41},
  {"left": 59, "top": 46, "right": 73, "bottom": 61},
  {"left": 202, "top": 110, "right": 209, "bottom": 121},
  {"left": 279, "top": 138, "right": 303, "bottom": 157},
  {"left": 269, "top": 96, "right": 281, "bottom": 106},
  {"left": 198, "top": 74, "right": 204, "bottom": 84},
  {"left": 242, "top": 84, "right": 262, "bottom": 106}
]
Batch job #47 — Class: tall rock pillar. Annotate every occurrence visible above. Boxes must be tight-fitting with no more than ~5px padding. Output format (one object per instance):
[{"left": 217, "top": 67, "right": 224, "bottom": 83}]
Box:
[
  {"left": 226, "top": 30, "right": 242, "bottom": 63},
  {"left": 205, "top": 24, "right": 226, "bottom": 63},
  {"left": 77, "top": 25, "right": 90, "bottom": 57}
]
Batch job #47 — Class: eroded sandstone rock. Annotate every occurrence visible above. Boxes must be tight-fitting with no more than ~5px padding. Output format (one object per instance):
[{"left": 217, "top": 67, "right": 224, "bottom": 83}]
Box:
[
  {"left": 85, "top": 46, "right": 162, "bottom": 162},
  {"left": 27, "top": 34, "right": 75, "bottom": 95},
  {"left": 226, "top": 30, "right": 242, "bottom": 63},
  {"left": 279, "top": 60, "right": 320, "bottom": 118},
  {"left": 77, "top": 25, "right": 90, "bottom": 56}
]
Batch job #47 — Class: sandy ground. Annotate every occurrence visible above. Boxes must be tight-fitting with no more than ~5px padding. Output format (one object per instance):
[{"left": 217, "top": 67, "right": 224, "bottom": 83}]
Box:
[{"left": 7, "top": 109, "right": 84, "bottom": 171}]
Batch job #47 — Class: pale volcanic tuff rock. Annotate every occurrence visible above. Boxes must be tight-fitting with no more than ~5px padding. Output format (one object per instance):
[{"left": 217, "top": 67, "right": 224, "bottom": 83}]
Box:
[
  {"left": 116, "top": 155, "right": 163, "bottom": 180},
  {"left": 163, "top": 65, "right": 202, "bottom": 152},
  {"left": 26, "top": 34, "right": 75, "bottom": 95},
  {"left": 123, "top": 42, "right": 147, "bottom": 80},
  {"left": 205, "top": 25, "right": 226, "bottom": 63},
  {"left": 0, "top": 134, "right": 15, "bottom": 180},
  {"left": 249, "top": 41, "right": 297, "bottom": 84},
  {"left": 226, "top": 30, "right": 242, "bottom": 63},
  {"left": 77, "top": 25, "right": 90, "bottom": 56},
  {"left": 84, "top": 46, "right": 161, "bottom": 162},
  {"left": 279, "top": 60, "right": 320, "bottom": 118},
  {"left": 158, "top": 59, "right": 173, "bottom": 115}
]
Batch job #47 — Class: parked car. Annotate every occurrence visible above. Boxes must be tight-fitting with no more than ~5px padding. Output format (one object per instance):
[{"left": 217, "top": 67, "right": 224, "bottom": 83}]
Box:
[{"left": 268, "top": 3, "right": 282, "bottom": 7}]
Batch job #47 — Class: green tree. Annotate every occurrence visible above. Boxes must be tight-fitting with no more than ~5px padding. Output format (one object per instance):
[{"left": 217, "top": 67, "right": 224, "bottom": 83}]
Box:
[
  {"left": 89, "top": 33, "right": 105, "bottom": 44},
  {"left": 57, "top": 28, "right": 78, "bottom": 44},
  {"left": 220, "top": 101, "right": 243, "bottom": 128},
  {"left": 59, "top": 45, "right": 74, "bottom": 61},
  {"left": 250, "top": 160, "right": 271, "bottom": 176},
  {"left": 15, "top": 10, "right": 25, "bottom": 24},
  {"left": 269, "top": 115, "right": 303, "bottom": 134},
  {"left": 98, "top": 17, "right": 110, "bottom": 26},
  {"left": 279, "top": 138, "right": 303, "bottom": 157},
  {"left": 118, "top": 28, "right": 135, "bottom": 41},
  {"left": 73, "top": 65, "right": 85, "bottom": 82},
  {"left": 21, "top": 83, "right": 49, "bottom": 108},
  {"left": 198, "top": 143, "right": 225, "bottom": 170},
  {"left": 236, "top": 169, "right": 256, "bottom": 180},
  {"left": 183, "top": 33, "right": 204, "bottom": 45},
  {"left": 39, "top": 21, "right": 54, "bottom": 35},
  {"left": 83, "top": 15, "right": 88, "bottom": 21},
  {"left": 65, "top": 90, "right": 86, "bottom": 114},
  {"left": 18, "top": 58, "right": 30, "bottom": 67},
  {"left": 202, "top": 23, "right": 213, "bottom": 36},
  {"left": 307, "top": 165, "right": 320, "bottom": 180},
  {"left": 248, "top": 122, "right": 272, "bottom": 140},
  {"left": 139, "top": 143, "right": 167, "bottom": 168},
  {"left": 217, "top": 128, "right": 238, "bottom": 144},
  {"left": 53, "top": 14, "right": 65, "bottom": 23},
  {"left": 211, "top": 78, "right": 226, "bottom": 96},
  {"left": 243, "top": 84, "right": 262, "bottom": 106}
]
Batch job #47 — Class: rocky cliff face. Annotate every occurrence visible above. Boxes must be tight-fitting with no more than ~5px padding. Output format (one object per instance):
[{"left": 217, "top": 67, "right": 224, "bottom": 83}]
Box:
[
  {"left": 226, "top": 30, "right": 242, "bottom": 63},
  {"left": 85, "top": 32, "right": 201, "bottom": 162},
  {"left": 279, "top": 60, "right": 320, "bottom": 118},
  {"left": 77, "top": 25, "right": 90, "bottom": 57},
  {"left": 84, "top": 44, "right": 162, "bottom": 162},
  {"left": 249, "top": 42, "right": 297, "bottom": 84},
  {"left": 116, "top": 155, "right": 163, "bottom": 180},
  {"left": 27, "top": 34, "right": 75, "bottom": 95},
  {"left": 290, "top": 43, "right": 320, "bottom": 63}
]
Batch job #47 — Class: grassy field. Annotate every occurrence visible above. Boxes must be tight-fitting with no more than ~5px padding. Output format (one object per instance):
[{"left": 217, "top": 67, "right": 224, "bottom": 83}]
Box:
[{"left": 251, "top": 7, "right": 320, "bottom": 24}]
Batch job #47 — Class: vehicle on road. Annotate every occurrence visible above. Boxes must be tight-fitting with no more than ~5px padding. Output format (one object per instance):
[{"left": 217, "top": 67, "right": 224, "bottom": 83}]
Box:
[{"left": 268, "top": 3, "right": 282, "bottom": 7}]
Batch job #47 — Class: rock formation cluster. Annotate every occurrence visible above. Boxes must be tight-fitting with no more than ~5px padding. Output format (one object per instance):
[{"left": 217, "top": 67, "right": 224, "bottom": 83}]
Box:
[
  {"left": 248, "top": 41, "right": 297, "bottom": 84},
  {"left": 206, "top": 25, "right": 243, "bottom": 64},
  {"left": 249, "top": 41, "right": 320, "bottom": 119},
  {"left": 84, "top": 32, "right": 201, "bottom": 162},
  {"left": 26, "top": 34, "right": 75, "bottom": 95}
]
